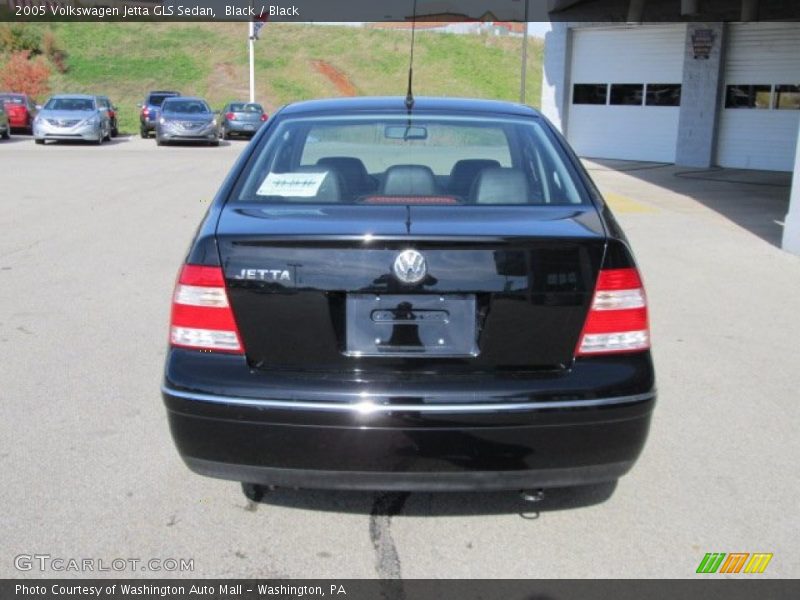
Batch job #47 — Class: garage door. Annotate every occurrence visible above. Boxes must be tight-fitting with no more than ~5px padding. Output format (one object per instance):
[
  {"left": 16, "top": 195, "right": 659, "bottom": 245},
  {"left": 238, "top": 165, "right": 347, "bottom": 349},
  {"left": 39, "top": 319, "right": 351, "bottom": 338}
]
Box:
[
  {"left": 567, "top": 26, "right": 686, "bottom": 163},
  {"left": 716, "top": 23, "right": 800, "bottom": 172}
]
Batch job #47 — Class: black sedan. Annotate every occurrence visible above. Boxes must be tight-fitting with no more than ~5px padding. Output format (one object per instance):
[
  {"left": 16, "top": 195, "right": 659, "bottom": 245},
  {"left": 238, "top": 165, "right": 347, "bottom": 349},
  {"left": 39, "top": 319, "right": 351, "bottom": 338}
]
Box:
[
  {"left": 155, "top": 97, "right": 219, "bottom": 146},
  {"left": 162, "top": 97, "right": 656, "bottom": 497}
]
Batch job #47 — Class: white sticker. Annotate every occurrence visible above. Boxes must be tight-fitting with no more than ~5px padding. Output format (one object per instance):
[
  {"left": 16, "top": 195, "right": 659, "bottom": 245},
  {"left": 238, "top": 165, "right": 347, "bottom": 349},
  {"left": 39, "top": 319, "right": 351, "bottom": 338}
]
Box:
[{"left": 256, "top": 172, "right": 327, "bottom": 197}]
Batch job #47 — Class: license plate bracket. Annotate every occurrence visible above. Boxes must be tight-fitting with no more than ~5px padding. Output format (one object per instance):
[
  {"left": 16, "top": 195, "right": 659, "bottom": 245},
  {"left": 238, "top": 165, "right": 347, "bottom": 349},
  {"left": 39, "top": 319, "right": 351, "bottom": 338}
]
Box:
[{"left": 345, "top": 294, "right": 478, "bottom": 357}]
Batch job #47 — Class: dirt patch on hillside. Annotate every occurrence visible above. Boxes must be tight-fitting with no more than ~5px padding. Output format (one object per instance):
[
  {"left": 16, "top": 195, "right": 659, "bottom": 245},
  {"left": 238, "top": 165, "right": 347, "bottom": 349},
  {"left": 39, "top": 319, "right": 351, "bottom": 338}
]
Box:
[
  {"left": 207, "top": 62, "right": 250, "bottom": 101},
  {"left": 311, "top": 60, "right": 358, "bottom": 96}
]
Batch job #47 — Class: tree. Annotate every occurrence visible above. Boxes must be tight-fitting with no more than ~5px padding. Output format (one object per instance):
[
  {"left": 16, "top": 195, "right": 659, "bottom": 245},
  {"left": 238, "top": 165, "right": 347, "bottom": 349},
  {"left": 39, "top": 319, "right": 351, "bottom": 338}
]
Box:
[{"left": 0, "top": 51, "right": 51, "bottom": 98}]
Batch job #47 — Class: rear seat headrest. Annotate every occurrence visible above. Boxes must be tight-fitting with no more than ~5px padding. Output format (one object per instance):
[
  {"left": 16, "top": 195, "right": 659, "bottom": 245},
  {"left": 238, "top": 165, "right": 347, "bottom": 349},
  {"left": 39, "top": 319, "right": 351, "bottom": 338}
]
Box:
[{"left": 469, "top": 167, "right": 530, "bottom": 204}]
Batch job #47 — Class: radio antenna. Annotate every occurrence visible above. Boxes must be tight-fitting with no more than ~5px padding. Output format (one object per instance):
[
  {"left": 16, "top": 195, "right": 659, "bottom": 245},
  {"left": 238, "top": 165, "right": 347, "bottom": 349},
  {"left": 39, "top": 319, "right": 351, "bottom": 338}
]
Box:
[{"left": 405, "top": 0, "right": 418, "bottom": 110}]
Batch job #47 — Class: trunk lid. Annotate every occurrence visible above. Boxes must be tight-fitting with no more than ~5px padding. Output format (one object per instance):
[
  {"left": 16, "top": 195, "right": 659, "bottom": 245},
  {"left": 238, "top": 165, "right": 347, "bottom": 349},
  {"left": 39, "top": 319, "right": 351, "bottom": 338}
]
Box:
[
  {"left": 233, "top": 111, "right": 263, "bottom": 122},
  {"left": 216, "top": 205, "right": 606, "bottom": 373}
]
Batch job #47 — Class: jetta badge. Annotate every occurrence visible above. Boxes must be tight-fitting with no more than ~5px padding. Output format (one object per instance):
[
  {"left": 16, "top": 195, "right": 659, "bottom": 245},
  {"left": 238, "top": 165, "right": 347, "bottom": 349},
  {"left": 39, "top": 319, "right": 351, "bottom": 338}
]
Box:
[{"left": 393, "top": 249, "right": 427, "bottom": 284}]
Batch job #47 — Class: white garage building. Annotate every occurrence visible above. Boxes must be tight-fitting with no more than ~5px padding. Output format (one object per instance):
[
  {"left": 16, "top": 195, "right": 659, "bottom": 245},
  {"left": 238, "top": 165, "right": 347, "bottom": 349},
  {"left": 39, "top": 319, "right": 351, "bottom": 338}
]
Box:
[{"left": 541, "top": 19, "right": 800, "bottom": 254}]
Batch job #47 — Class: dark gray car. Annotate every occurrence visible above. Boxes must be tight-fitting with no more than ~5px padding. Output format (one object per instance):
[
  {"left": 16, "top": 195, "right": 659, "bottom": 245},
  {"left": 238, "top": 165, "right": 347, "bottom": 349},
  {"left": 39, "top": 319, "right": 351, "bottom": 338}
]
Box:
[
  {"left": 0, "top": 104, "right": 9, "bottom": 140},
  {"left": 219, "top": 102, "right": 267, "bottom": 140},
  {"left": 155, "top": 97, "right": 219, "bottom": 146}
]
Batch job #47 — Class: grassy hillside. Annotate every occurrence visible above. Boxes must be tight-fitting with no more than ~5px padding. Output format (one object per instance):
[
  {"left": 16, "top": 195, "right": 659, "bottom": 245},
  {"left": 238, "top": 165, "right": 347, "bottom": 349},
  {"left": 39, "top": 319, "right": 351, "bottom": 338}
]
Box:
[{"left": 38, "top": 23, "right": 543, "bottom": 133}]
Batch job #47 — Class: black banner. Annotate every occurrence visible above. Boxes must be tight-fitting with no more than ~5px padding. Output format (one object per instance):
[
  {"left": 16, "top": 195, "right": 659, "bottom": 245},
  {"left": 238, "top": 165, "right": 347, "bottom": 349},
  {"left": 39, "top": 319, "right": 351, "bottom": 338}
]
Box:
[
  {"left": 2, "top": 580, "right": 799, "bottom": 600},
  {"left": 1, "top": 0, "right": 799, "bottom": 23}
]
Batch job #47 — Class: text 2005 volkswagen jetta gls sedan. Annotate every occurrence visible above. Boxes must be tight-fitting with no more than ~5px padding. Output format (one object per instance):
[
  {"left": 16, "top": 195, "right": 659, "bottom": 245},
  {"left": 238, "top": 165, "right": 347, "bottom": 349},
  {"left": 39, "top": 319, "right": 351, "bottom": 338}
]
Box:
[{"left": 162, "top": 97, "right": 656, "bottom": 495}]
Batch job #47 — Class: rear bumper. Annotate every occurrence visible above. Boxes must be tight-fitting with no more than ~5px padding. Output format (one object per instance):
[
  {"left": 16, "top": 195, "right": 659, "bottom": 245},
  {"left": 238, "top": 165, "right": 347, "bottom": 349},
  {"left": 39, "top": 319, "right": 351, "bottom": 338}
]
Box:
[
  {"left": 163, "top": 350, "right": 656, "bottom": 491},
  {"left": 225, "top": 121, "right": 261, "bottom": 134},
  {"left": 7, "top": 114, "right": 29, "bottom": 128}
]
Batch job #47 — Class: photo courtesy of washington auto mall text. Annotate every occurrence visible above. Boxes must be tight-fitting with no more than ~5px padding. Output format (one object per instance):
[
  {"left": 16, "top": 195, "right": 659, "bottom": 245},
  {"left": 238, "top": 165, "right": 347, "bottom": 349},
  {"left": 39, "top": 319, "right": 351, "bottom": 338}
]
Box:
[{"left": 13, "top": 583, "right": 347, "bottom": 597}]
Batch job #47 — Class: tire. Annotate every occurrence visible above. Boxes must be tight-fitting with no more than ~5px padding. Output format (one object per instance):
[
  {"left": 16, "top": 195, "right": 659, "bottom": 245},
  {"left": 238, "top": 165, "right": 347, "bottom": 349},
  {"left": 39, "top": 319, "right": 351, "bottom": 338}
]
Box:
[
  {"left": 210, "top": 139, "right": 220, "bottom": 147},
  {"left": 104, "top": 126, "right": 111, "bottom": 142},
  {"left": 221, "top": 126, "right": 229, "bottom": 141},
  {"left": 111, "top": 122, "right": 118, "bottom": 138},
  {"left": 35, "top": 138, "right": 44, "bottom": 145},
  {"left": 156, "top": 137, "right": 164, "bottom": 147},
  {"left": 140, "top": 126, "right": 148, "bottom": 139},
  {"left": 241, "top": 483, "right": 267, "bottom": 502},
  {"left": 1, "top": 128, "right": 9, "bottom": 140}
]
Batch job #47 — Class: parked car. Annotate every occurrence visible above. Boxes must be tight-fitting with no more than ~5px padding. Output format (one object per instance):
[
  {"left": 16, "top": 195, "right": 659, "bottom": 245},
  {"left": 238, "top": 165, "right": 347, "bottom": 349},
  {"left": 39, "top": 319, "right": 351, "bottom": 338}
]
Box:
[
  {"left": 155, "top": 97, "right": 219, "bottom": 146},
  {"left": 0, "top": 104, "right": 10, "bottom": 140},
  {"left": 162, "top": 97, "right": 656, "bottom": 497},
  {"left": 0, "top": 92, "right": 38, "bottom": 133},
  {"left": 218, "top": 101, "right": 268, "bottom": 139},
  {"left": 32, "top": 94, "right": 111, "bottom": 145},
  {"left": 96, "top": 95, "right": 119, "bottom": 137},
  {"left": 139, "top": 90, "right": 180, "bottom": 138}
]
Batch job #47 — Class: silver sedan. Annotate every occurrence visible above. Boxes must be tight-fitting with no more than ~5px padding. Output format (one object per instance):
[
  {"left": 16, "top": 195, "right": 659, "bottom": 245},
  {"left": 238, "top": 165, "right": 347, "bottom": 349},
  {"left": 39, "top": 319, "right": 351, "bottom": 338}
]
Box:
[
  {"left": 155, "top": 97, "right": 219, "bottom": 146},
  {"left": 33, "top": 95, "right": 111, "bottom": 145}
]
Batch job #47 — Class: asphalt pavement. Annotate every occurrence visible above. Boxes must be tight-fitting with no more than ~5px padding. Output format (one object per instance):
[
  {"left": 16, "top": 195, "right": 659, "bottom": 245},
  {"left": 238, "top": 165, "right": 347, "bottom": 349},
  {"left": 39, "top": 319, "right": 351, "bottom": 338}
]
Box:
[{"left": 1, "top": 135, "right": 798, "bottom": 579}]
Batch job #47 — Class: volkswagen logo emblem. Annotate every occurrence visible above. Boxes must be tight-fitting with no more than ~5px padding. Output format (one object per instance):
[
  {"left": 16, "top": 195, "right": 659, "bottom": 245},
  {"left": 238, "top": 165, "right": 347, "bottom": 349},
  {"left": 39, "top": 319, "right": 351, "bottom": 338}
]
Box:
[{"left": 393, "top": 249, "right": 427, "bottom": 284}]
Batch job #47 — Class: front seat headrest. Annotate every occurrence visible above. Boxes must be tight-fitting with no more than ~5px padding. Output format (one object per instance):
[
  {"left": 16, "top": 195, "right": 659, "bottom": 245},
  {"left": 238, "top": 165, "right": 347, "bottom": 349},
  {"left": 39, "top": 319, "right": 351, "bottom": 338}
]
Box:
[
  {"left": 316, "top": 157, "right": 372, "bottom": 196},
  {"left": 380, "top": 164, "right": 438, "bottom": 196},
  {"left": 470, "top": 167, "right": 531, "bottom": 204},
  {"left": 288, "top": 166, "right": 343, "bottom": 203}
]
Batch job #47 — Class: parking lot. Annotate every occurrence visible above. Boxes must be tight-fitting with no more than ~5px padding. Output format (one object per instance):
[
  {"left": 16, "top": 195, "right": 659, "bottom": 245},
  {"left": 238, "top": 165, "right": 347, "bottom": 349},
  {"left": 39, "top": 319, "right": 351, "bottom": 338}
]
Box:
[{"left": 1, "top": 135, "right": 798, "bottom": 579}]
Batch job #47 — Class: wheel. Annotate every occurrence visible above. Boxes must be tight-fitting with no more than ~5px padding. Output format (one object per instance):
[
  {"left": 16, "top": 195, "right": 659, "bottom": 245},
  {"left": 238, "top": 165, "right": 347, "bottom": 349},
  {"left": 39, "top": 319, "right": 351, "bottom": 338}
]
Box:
[
  {"left": 95, "top": 134, "right": 103, "bottom": 145},
  {"left": 210, "top": 139, "right": 219, "bottom": 147},
  {"left": 156, "top": 136, "right": 164, "bottom": 146},
  {"left": 1, "top": 128, "right": 9, "bottom": 140},
  {"left": 111, "top": 122, "right": 118, "bottom": 138},
  {"left": 220, "top": 126, "right": 229, "bottom": 140},
  {"left": 140, "top": 126, "right": 148, "bottom": 139},
  {"left": 104, "top": 126, "right": 111, "bottom": 142},
  {"left": 35, "top": 138, "right": 44, "bottom": 145},
  {"left": 241, "top": 482, "right": 267, "bottom": 502}
]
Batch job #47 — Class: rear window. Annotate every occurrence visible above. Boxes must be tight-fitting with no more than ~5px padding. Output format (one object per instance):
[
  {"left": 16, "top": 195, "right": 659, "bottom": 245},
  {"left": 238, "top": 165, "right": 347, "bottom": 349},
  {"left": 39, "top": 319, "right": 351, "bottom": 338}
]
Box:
[
  {"left": 0, "top": 94, "right": 24, "bottom": 104},
  {"left": 148, "top": 94, "right": 176, "bottom": 107},
  {"left": 232, "top": 115, "right": 587, "bottom": 206},
  {"left": 229, "top": 103, "right": 263, "bottom": 113}
]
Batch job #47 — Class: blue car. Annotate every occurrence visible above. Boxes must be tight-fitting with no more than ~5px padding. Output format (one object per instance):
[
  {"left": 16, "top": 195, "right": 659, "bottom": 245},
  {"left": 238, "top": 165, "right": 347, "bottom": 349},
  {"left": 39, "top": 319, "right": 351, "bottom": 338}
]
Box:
[{"left": 139, "top": 90, "right": 180, "bottom": 139}]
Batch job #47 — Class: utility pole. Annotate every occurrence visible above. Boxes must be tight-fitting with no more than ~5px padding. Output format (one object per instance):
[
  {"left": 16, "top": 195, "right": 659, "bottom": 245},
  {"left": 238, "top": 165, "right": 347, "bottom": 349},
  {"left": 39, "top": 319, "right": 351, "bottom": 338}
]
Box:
[
  {"left": 519, "top": 0, "right": 529, "bottom": 104},
  {"left": 248, "top": 18, "right": 255, "bottom": 103}
]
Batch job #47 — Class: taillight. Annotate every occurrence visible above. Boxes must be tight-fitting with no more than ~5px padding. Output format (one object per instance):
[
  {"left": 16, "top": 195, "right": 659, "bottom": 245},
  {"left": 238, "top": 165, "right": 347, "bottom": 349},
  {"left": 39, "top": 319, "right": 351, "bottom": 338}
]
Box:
[
  {"left": 260, "top": 113, "right": 268, "bottom": 122},
  {"left": 142, "top": 106, "right": 149, "bottom": 117},
  {"left": 576, "top": 267, "right": 650, "bottom": 356},
  {"left": 225, "top": 112, "right": 235, "bottom": 121},
  {"left": 169, "top": 265, "right": 243, "bottom": 354}
]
